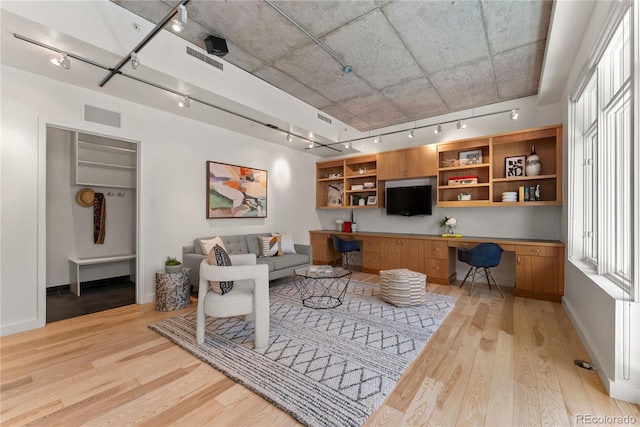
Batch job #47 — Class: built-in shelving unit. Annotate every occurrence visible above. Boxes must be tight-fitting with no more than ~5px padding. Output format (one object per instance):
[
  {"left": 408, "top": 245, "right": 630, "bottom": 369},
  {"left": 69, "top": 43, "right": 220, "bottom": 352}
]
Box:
[
  {"left": 72, "top": 133, "right": 137, "bottom": 188},
  {"left": 316, "top": 124, "right": 562, "bottom": 209},
  {"left": 316, "top": 154, "right": 382, "bottom": 209},
  {"left": 436, "top": 124, "right": 562, "bottom": 207}
]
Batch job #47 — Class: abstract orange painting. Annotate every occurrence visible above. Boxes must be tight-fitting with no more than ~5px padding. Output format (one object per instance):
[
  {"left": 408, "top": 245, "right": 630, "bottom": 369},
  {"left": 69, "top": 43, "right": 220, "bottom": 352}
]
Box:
[{"left": 206, "top": 161, "right": 267, "bottom": 218}]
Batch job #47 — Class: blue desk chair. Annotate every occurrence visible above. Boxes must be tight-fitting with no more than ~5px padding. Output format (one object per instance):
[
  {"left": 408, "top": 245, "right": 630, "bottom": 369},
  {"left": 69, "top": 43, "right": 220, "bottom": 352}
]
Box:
[
  {"left": 331, "top": 235, "right": 360, "bottom": 270},
  {"left": 457, "top": 243, "right": 504, "bottom": 297}
]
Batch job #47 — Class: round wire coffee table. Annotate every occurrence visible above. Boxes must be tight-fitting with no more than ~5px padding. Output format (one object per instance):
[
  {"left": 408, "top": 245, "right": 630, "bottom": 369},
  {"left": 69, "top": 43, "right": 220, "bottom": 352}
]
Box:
[{"left": 293, "top": 266, "right": 352, "bottom": 309}]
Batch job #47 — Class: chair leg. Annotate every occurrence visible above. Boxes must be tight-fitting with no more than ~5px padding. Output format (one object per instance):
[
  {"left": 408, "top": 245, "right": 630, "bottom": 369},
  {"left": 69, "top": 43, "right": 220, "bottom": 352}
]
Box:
[
  {"left": 459, "top": 266, "right": 473, "bottom": 288},
  {"left": 482, "top": 268, "right": 492, "bottom": 290},
  {"left": 486, "top": 268, "right": 504, "bottom": 298},
  {"left": 468, "top": 267, "right": 479, "bottom": 296}
]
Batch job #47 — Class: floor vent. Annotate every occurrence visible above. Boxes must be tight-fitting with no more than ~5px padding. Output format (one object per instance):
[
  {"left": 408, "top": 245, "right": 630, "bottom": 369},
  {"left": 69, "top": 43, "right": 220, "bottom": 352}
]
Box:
[
  {"left": 574, "top": 360, "right": 597, "bottom": 371},
  {"left": 186, "top": 46, "right": 223, "bottom": 71},
  {"left": 317, "top": 113, "right": 332, "bottom": 124}
]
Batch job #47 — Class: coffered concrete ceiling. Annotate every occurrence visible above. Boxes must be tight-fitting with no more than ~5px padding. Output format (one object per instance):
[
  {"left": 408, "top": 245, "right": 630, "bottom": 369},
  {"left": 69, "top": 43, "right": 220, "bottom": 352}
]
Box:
[{"left": 112, "top": 0, "right": 553, "bottom": 132}]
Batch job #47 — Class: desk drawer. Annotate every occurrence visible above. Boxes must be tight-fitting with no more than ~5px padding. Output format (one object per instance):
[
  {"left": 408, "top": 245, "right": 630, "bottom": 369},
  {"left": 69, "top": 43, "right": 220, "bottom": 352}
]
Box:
[
  {"left": 362, "top": 237, "right": 382, "bottom": 253},
  {"left": 424, "top": 240, "right": 448, "bottom": 259},
  {"left": 448, "top": 241, "right": 477, "bottom": 249},
  {"left": 363, "top": 252, "right": 380, "bottom": 269},
  {"left": 516, "top": 245, "right": 558, "bottom": 257},
  {"left": 425, "top": 258, "right": 450, "bottom": 280}
]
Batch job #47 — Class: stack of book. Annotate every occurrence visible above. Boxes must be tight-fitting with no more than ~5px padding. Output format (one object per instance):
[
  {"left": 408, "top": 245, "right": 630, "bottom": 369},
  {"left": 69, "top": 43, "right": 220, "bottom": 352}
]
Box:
[{"left": 518, "top": 185, "right": 541, "bottom": 202}]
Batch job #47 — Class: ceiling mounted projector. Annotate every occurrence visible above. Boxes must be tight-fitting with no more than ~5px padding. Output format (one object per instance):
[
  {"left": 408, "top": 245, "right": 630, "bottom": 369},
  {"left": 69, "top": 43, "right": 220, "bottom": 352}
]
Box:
[{"left": 204, "top": 35, "right": 228, "bottom": 57}]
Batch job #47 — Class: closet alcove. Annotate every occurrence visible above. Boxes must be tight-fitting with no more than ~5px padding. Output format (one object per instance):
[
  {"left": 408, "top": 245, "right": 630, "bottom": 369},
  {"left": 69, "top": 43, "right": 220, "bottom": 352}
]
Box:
[{"left": 46, "top": 127, "right": 137, "bottom": 323}]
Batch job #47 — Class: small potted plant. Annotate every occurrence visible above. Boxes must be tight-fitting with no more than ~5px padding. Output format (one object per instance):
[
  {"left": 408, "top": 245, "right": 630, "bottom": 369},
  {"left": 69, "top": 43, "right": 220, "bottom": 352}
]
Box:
[{"left": 165, "top": 256, "right": 182, "bottom": 273}]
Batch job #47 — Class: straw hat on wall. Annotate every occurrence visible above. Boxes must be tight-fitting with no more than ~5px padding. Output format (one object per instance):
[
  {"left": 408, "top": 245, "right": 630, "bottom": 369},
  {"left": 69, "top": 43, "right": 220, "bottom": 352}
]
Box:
[{"left": 76, "top": 188, "right": 95, "bottom": 207}]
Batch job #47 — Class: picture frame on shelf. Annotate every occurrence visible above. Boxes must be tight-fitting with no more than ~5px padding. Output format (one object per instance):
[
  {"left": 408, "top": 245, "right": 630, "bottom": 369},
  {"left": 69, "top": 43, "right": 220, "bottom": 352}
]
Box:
[
  {"left": 366, "top": 195, "right": 377, "bottom": 205},
  {"left": 459, "top": 149, "right": 483, "bottom": 165},
  {"left": 505, "top": 155, "right": 526, "bottom": 177}
]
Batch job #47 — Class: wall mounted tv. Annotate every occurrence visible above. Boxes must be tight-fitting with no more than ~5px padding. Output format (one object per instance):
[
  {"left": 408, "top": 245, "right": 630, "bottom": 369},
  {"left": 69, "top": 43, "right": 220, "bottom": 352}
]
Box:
[{"left": 386, "top": 185, "right": 433, "bottom": 216}]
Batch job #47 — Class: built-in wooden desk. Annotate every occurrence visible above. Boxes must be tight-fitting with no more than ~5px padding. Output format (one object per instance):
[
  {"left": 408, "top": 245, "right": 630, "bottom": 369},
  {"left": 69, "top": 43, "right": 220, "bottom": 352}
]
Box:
[{"left": 309, "top": 230, "right": 565, "bottom": 302}]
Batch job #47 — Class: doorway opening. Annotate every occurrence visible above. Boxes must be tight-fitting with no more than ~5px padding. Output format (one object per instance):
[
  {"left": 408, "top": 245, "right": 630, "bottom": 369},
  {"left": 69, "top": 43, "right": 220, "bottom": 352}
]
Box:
[{"left": 45, "top": 126, "right": 138, "bottom": 323}]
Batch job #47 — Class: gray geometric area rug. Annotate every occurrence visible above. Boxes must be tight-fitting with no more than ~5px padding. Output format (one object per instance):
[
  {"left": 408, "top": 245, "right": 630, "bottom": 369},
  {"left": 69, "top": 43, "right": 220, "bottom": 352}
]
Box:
[{"left": 149, "top": 280, "right": 457, "bottom": 427}]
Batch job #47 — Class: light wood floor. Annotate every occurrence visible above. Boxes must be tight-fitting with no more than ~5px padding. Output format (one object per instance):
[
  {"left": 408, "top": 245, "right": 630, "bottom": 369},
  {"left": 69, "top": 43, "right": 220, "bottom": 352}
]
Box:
[{"left": 1, "top": 273, "right": 638, "bottom": 426}]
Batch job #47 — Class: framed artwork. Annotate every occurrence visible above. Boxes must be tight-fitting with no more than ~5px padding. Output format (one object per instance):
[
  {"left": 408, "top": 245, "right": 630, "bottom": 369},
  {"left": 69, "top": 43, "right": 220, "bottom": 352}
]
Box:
[
  {"left": 206, "top": 161, "right": 267, "bottom": 218},
  {"left": 459, "top": 149, "right": 483, "bottom": 165},
  {"left": 367, "top": 195, "right": 377, "bottom": 205},
  {"left": 327, "top": 183, "right": 344, "bottom": 206},
  {"left": 505, "top": 155, "right": 526, "bottom": 177}
]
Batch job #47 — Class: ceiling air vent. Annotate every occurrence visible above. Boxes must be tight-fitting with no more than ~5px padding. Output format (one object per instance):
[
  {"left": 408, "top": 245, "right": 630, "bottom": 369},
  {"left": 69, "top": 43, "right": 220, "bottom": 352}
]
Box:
[
  {"left": 186, "top": 46, "right": 223, "bottom": 71},
  {"left": 317, "top": 113, "right": 332, "bottom": 124}
]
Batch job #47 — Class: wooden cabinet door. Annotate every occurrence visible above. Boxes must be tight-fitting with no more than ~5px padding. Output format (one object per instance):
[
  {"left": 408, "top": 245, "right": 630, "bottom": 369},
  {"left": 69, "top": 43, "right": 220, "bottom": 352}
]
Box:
[
  {"left": 378, "top": 147, "right": 436, "bottom": 180},
  {"left": 515, "top": 253, "right": 560, "bottom": 300},
  {"left": 402, "top": 239, "right": 424, "bottom": 272},
  {"left": 379, "top": 238, "right": 423, "bottom": 272},
  {"left": 380, "top": 238, "right": 403, "bottom": 270},
  {"left": 405, "top": 146, "right": 436, "bottom": 178},
  {"left": 377, "top": 151, "right": 405, "bottom": 180},
  {"left": 310, "top": 233, "right": 333, "bottom": 264}
]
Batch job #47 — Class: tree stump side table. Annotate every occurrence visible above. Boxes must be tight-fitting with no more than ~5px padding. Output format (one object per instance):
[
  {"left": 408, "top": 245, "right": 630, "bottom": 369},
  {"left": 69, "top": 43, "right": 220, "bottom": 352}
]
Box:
[{"left": 155, "top": 268, "right": 191, "bottom": 311}]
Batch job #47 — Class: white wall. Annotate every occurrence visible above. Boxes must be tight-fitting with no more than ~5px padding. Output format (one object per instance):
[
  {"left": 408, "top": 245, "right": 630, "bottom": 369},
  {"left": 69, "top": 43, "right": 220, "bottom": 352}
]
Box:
[
  {"left": 1, "top": 65, "right": 321, "bottom": 336},
  {"left": 46, "top": 127, "right": 136, "bottom": 287}
]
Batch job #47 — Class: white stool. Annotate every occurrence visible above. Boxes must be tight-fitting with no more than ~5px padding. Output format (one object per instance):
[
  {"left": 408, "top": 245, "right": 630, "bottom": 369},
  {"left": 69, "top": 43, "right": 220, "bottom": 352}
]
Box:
[{"left": 379, "top": 268, "right": 427, "bottom": 307}]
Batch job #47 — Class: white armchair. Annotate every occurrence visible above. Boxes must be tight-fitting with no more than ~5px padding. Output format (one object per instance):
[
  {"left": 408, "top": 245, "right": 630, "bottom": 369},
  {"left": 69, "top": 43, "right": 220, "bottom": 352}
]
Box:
[{"left": 196, "top": 254, "right": 270, "bottom": 349}]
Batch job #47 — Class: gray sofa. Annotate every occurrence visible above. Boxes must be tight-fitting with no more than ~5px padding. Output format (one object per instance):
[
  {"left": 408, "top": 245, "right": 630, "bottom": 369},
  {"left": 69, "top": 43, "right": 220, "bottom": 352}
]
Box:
[{"left": 182, "top": 233, "right": 312, "bottom": 290}]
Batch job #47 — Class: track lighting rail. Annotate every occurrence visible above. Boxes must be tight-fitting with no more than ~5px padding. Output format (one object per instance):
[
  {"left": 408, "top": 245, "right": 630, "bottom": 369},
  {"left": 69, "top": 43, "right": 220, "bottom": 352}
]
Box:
[
  {"left": 331, "top": 108, "right": 520, "bottom": 147},
  {"left": 13, "top": 31, "right": 338, "bottom": 152},
  {"left": 98, "top": 0, "right": 191, "bottom": 88}
]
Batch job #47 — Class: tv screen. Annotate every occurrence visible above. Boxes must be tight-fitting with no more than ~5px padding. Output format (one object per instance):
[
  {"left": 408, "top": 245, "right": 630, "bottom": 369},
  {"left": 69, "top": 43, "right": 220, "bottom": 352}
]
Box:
[{"left": 386, "top": 185, "right": 432, "bottom": 216}]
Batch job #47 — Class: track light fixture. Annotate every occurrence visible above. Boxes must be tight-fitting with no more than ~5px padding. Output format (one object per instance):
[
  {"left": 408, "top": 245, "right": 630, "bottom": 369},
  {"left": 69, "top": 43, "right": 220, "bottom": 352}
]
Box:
[
  {"left": 171, "top": 4, "right": 187, "bottom": 32},
  {"left": 50, "top": 52, "right": 70, "bottom": 69},
  {"left": 308, "top": 141, "right": 315, "bottom": 149},
  {"left": 344, "top": 141, "right": 352, "bottom": 149},
  {"left": 408, "top": 129, "right": 414, "bottom": 139},
  {"left": 130, "top": 52, "right": 139, "bottom": 69},
  {"left": 178, "top": 95, "right": 190, "bottom": 108},
  {"left": 287, "top": 132, "right": 293, "bottom": 142},
  {"left": 336, "top": 107, "right": 521, "bottom": 148},
  {"left": 510, "top": 109, "right": 519, "bottom": 120}
]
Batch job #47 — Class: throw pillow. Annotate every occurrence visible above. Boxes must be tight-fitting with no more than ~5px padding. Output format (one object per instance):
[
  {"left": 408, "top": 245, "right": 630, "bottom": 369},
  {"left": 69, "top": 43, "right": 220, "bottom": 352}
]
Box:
[
  {"left": 206, "top": 244, "right": 233, "bottom": 295},
  {"left": 200, "top": 236, "right": 226, "bottom": 255},
  {"left": 276, "top": 232, "right": 297, "bottom": 254},
  {"left": 259, "top": 235, "right": 282, "bottom": 257}
]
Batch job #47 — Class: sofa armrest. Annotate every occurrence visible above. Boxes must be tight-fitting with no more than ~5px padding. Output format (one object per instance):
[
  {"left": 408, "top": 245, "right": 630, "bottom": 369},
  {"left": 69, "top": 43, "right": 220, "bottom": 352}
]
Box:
[
  {"left": 183, "top": 245, "right": 196, "bottom": 255},
  {"left": 294, "top": 244, "right": 312, "bottom": 261},
  {"left": 183, "top": 252, "right": 205, "bottom": 289}
]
